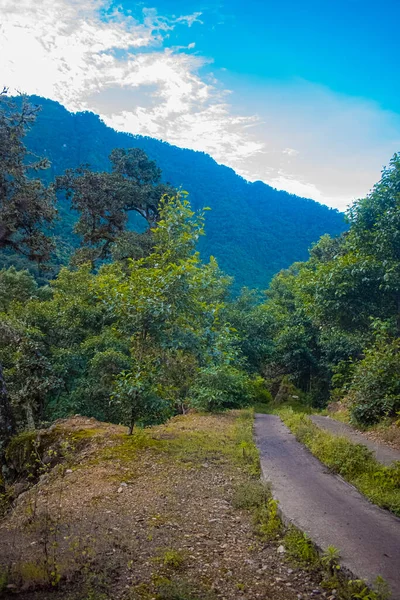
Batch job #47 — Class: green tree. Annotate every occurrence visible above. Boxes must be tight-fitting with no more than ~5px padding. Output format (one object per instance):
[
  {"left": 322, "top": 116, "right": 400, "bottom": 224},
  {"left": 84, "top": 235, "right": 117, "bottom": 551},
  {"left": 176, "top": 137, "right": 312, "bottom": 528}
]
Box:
[
  {"left": 0, "top": 91, "right": 56, "bottom": 465},
  {"left": 56, "top": 147, "right": 175, "bottom": 266},
  {"left": 0, "top": 90, "right": 56, "bottom": 263}
]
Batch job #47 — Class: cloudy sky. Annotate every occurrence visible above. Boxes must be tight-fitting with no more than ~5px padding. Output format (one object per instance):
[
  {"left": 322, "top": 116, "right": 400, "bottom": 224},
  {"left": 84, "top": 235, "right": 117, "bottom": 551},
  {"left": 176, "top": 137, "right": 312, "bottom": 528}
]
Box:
[{"left": 1, "top": 0, "right": 399, "bottom": 210}]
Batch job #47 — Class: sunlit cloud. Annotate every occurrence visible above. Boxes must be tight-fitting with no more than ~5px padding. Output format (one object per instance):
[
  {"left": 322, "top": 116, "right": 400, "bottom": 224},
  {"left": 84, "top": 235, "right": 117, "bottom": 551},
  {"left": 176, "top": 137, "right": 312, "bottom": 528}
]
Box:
[
  {"left": 1, "top": 0, "right": 399, "bottom": 210},
  {"left": 0, "top": 0, "right": 264, "bottom": 179}
]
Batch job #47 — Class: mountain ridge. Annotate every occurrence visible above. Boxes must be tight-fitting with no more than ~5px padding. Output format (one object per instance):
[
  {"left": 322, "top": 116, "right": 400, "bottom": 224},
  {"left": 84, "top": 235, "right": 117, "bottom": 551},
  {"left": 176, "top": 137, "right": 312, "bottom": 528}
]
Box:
[{"left": 19, "top": 95, "right": 347, "bottom": 289}]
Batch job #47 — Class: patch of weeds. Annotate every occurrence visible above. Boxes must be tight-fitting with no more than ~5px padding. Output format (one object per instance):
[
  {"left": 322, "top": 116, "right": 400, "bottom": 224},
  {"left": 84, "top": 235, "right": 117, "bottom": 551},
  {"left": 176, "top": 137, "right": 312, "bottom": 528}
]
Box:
[
  {"left": 155, "top": 577, "right": 217, "bottom": 600},
  {"left": 156, "top": 548, "right": 186, "bottom": 570},
  {"left": 231, "top": 479, "right": 281, "bottom": 539},
  {"left": 321, "top": 545, "right": 341, "bottom": 575},
  {"left": 320, "top": 546, "right": 341, "bottom": 591},
  {"left": 234, "top": 409, "right": 261, "bottom": 476},
  {"left": 231, "top": 480, "right": 270, "bottom": 510},
  {"left": 12, "top": 560, "right": 49, "bottom": 588},
  {"left": 346, "top": 576, "right": 391, "bottom": 600},
  {"left": 257, "top": 497, "right": 283, "bottom": 539},
  {"left": 101, "top": 429, "right": 157, "bottom": 462},
  {"left": 279, "top": 408, "right": 400, "bottom": 516},
  {"left": 284, "top": 526, "right": 320, "bottom": 568}
]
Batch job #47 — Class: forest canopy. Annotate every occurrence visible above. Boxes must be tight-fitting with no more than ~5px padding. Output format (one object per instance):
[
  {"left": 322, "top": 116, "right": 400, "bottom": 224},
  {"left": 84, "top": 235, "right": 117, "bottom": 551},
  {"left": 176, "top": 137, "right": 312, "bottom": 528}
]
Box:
[{"left": 1, "top": 92, "right": 399, "bottom": 461}]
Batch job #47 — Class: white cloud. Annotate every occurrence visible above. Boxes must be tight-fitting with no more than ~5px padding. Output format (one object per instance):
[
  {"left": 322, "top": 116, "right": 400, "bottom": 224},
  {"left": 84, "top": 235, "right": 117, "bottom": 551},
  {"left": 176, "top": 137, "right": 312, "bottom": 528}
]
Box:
[
  {"left": 0, "top": 0, "right": 263, "bottom": 179},
  {"left": 1, "top": 0, "right": 399, "bottom": 211},
  {"left": 229, "top": 79, "right": 400, "bottom": 210},
  {"left": 282, "top": 148, "right": 299, "bottom": 157}
]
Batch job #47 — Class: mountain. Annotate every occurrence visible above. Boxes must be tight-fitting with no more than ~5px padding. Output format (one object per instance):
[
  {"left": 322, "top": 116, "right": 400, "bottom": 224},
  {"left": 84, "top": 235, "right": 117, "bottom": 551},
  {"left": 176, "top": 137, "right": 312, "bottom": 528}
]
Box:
[{"left": 15, "top": 96, "right": 347, "bottom": 289}]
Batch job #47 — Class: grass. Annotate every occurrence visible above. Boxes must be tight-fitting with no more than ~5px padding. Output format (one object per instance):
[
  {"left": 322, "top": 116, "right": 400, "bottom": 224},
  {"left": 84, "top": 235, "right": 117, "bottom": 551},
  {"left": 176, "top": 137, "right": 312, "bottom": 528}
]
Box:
[
  {"left": 278, "top": 407, "right": 400, "bottom": 516},
  {"left": 283, "top": 527, "right": 320, "bottom": 568}
]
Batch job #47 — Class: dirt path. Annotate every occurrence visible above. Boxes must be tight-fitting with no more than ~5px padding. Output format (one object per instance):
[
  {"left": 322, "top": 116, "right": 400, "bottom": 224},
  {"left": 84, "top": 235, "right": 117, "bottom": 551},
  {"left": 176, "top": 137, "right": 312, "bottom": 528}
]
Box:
[
  {"left": 0, "top": 412, "right": 327, "bottom": 600},
  {"left": 310, "top": 415, "right": 400, "bottom": 466},
  {"left": 255, "top": 413, "right": 400, "bottom": 599}
]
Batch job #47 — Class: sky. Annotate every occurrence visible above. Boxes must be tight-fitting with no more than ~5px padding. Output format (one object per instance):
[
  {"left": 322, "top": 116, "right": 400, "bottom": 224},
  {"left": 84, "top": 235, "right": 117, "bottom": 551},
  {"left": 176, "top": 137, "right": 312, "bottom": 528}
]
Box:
[{"left": 1, "top": 0, "right": 400, "bottom": 210}]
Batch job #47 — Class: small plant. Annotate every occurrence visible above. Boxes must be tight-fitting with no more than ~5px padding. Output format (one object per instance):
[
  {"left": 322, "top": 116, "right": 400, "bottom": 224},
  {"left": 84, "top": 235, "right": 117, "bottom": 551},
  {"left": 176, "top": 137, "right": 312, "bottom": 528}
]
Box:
[
  {"left": 321, "top": 545, "right": 341, "bottom": 575},
  {"left": 155, "top": 578, "right": 217, "bottom": 600},
  {"left": 257, "top": 498, "right": 282, "bottom": 539},
  {"left": 284, "top": 527, "right": 319, "bottom": 567},
  {"left": 347, "top": 576, "right": 391, "bottom": 600},
  {"left": 159, "top": 549, "right": 185, "bottom": 570},
  {"left": 231, "top": 480, "right": 270, "bottom": 510}
]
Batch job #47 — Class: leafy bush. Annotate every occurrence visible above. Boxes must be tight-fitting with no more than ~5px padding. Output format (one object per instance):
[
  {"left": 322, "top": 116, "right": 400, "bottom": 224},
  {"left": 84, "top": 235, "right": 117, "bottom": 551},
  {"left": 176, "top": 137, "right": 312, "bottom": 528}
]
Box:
[
  {"left": 347, "top": 337, "right": 400, "bottom": 426},
  {"left": 188, "top": 365, "right": 254, "bottom": 412}
]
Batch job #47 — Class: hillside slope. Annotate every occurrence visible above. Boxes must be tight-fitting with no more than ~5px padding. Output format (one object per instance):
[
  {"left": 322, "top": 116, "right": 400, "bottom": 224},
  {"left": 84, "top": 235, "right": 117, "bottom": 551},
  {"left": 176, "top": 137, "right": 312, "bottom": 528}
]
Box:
[
  {"left": 22, "top": 96, "right": 346, "bottom": 289},
  {"left": 0, "top": 411, "right": 326, "bottom": 599}
]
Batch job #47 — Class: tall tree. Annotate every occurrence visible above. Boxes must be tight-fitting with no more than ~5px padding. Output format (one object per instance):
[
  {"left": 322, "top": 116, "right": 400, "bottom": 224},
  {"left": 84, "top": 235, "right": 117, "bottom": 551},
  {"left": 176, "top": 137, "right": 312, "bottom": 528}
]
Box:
[
  {"left": 56, "top": 147, "right": 175, "bottom": 266},
  {"left": 0, "top": 90, "right": 56, "bottom": 465},
  {"left": 0, "top": 90, "right": 56, "bottom": 263}
]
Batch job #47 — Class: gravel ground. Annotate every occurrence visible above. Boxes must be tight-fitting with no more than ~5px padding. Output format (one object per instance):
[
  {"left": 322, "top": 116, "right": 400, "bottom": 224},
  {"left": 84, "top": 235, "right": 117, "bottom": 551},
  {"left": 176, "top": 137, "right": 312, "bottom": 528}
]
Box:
[{"left": 0, "top": 412, "right": 327, "bottom": 600}]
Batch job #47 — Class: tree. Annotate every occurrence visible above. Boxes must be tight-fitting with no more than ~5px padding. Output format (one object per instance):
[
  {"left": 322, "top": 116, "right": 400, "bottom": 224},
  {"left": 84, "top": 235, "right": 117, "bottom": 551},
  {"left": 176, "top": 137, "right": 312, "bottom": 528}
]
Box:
[
  {"left": 0, "top": 91, "right": 56, "bottom": 465},
  {"left": 0, "top": 90, "right": 56, "bottom": 263},
  {"left": 348, "top": 154, "right": 400, "bottom": 332},
  {"left": 56, "top": 147, "right": 175, "bottom": 266}
]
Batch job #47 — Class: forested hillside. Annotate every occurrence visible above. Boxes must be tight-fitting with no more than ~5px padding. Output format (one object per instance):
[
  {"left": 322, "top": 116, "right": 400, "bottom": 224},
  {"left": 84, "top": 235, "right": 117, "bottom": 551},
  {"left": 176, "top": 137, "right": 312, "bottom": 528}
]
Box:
[{"left": 4, "top": 95, "right": 346, "bottom": 289}]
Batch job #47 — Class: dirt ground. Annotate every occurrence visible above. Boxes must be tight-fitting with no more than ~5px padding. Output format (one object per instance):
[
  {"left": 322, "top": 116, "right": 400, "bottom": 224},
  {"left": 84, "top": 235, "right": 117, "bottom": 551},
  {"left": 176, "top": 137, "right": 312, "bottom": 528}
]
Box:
[{"left": 0, "top": 412, "right": 327, "bottom": 600}]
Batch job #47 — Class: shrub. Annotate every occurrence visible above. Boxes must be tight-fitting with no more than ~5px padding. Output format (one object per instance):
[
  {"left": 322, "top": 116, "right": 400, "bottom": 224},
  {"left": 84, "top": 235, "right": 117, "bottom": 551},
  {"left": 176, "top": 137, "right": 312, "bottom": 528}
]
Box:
[
  {"left": 188, "top": 365, "right": 254, "bottom": 412},
  {"left": 347, "top": 337, "right": 400, "bottom": 426}
]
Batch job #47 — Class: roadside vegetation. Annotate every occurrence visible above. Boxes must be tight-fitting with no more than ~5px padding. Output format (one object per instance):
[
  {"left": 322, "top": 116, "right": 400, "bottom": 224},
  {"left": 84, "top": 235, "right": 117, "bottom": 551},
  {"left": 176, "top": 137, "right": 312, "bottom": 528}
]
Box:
[{"left": 267, "top": 405, "right": 400, "bottom": 517}]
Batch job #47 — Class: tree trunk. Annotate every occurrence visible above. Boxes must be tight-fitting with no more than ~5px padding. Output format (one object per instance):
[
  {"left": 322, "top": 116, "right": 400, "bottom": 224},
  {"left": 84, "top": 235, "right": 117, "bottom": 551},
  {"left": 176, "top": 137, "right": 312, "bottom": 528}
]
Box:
[
  {"left": 0, "top": 362, "right": 16, "bottom": 468},
  {"left": 25, "top": 402, "right": 35, "bottom": 431}
]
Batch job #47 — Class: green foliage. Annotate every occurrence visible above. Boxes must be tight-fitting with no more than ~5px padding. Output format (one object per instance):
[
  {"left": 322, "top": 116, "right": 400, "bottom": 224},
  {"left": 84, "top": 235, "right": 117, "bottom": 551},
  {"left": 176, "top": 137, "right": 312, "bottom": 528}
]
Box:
[
  {"left": 189, "top": 365, "right": 254, "bottom": 412},
  {"left": 348, "top": 334, "right": 400, "bottom": 425},
  {"left": 0, "top": 190, "right": 253, "bottom": 432},
  {"left": 56, "top": 147, "right": 175, "bottom": 266},
  {"left": 158, "top": 549, "right": 185, "bottom": 570},
  {"left": 257, "top": 497, "right": 283, "bottom": 539},
  {"left": 3, "top": 95, "right": 346, "bottom": 290},
  {"left": 284, "top": 527, "right": 320, "bottom": 568},
  {"left": 256, "top": 153, "right": 400, "bottom": 427},
  {"left": 0, "top": 92, "right": 56, "bottom": 264},
  {"left": 347, "top": 576, "right": 391, "bottom": 600}
]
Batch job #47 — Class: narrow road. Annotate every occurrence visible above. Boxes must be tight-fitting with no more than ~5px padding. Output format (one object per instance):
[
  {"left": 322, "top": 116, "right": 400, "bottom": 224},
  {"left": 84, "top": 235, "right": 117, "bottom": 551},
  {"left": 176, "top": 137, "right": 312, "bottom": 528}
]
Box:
[
  {"left": 310, "top": 415, "right": 400, "bottom": 466},
  {"left": 255, "top": 414, "right": 400, "bottom": 598}
]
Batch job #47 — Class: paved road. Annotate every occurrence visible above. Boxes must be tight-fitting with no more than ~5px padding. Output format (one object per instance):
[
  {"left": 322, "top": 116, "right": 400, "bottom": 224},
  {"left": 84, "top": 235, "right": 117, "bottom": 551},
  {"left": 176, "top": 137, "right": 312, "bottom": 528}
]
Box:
[
  {"left": 255, "top": 414, "right": 400, "bottom": 598},
  {"left": 311, "top": 415, "right": 400, "bottom": 466}
]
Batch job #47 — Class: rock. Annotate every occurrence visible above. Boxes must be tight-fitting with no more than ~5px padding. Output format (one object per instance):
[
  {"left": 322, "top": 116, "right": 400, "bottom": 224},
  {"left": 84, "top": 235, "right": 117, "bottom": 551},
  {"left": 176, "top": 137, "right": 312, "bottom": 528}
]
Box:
[
  {"left": 119, "top": 482, "right": 128, "bottom": 487},
  {"left": 277, "top": 544, "right": 286, "bottom": 554},
  {"left": 65, "top": 469, "right": 73, "bottom": 474},
  {"left": 12, "top": 482, "right": 29, "bottom": 497}
]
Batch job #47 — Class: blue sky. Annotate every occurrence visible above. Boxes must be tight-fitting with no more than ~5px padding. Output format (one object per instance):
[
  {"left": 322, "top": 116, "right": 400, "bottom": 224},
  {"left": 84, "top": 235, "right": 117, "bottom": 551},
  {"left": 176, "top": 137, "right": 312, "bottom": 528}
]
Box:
[
  {"left": 1, "top": 0, "right": 399, "bottom": 209},
  {"left": 136, "top": 0, "right": 400, "bottom": 111}
]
